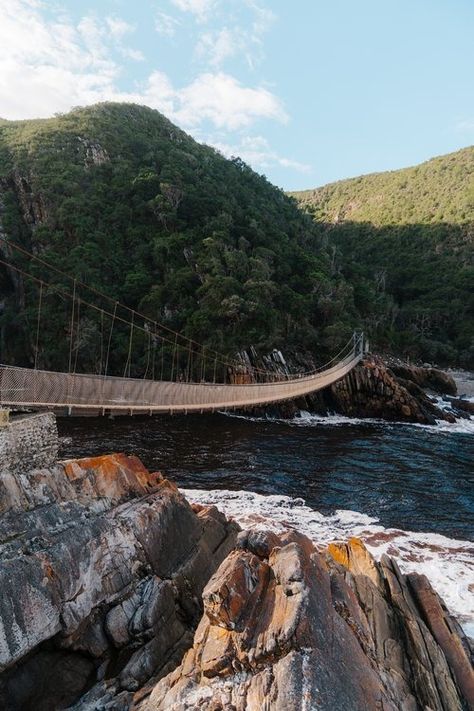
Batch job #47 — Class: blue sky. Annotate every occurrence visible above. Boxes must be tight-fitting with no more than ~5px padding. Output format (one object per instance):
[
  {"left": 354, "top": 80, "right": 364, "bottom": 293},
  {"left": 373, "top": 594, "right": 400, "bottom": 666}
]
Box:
[{"left": 1, "top": 0, "right": 473, "bottom": 189}]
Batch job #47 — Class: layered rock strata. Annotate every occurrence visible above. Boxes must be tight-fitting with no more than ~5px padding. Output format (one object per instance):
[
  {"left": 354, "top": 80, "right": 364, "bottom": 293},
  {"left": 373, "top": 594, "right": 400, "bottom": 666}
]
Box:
[
  {"left": 143, "top": 533, "right": 474, "bottom": 711},
  {"left": 0, "top": 419, "right": 238, "bottom": 710},
  {"left": 1, "top": 415, "right": 472, "bottom": 710},
  {"left": 233, "top": 352, "right": 458, "bottom": 424}
]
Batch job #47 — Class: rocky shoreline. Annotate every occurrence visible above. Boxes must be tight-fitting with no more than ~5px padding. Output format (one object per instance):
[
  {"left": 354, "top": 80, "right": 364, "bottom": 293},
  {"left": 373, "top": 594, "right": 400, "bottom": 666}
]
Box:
[
  {"left": 0, "top": 414, "right": 472, "bottom": 710},
  {"left": 234, "top": 351, "right": 471, "bottom": 425}
]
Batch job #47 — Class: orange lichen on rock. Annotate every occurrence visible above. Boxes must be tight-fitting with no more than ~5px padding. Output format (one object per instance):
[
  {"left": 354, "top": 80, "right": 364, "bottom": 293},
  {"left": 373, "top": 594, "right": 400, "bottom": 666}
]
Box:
[
  {"left": 61, "top": 453, "right": 164, "bottom": 502},
  {"left": 327, "top": 536, "right": 381, "bottom": 585}
]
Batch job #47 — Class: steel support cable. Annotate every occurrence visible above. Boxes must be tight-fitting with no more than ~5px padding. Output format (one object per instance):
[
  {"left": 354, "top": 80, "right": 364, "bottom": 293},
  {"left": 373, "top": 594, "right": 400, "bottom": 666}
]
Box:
[
  {"left": 170, "top": 334, "right": 178, "bottom": 382},
  {"left": 186, "top": 344, "right": 192, "bottom": 383},
  {"left": 68, "top": 279, "right": 77, "bottom": 374},
  {"left": 144, "top": 329, "right": 151, "bottom": 380},
  {"left": 0, "top": 256, "right": 237, "bottom": 373},
  {"left": 123, "top": 310, "right": 134, "bottom": 378},
  {"left": 0, "top": 236, "right": 244, "bottom": 371},
  {"left": 0, "top": 350, "right": 362, "bottom": 413},
  {"left": 34, "top": 282, "right": 43, "bottom": 370},
  {"left": 73, "top": 297, "right": 81, "bottom": 374},
  {"left": 201, "top": 347, "right": 206, "bottom": 382},
  {"left": 99, "top": 309, "right": 105, "bottom": 375},
  {"left": 160, "top": 339, "right": 164, "bottom": 381},
  {"left": 104, "top": 302, "right": 118, "bottom": 379},
  {"left": 0, "top": 253, "right": 362, "bottom": 382},
  {"left": 0, "top": 237, "right": 302, "bottom": 379},
  {"left": 293, "top": 335, "right": 358, "bottom": 377}
]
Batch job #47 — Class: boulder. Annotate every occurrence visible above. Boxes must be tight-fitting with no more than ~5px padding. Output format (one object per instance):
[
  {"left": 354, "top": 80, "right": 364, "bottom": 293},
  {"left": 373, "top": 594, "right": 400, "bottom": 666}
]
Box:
[
  {"left": 141, "top": 534, "right": 473, "bottom": 711},
  {"left": 0, "top": 451, "right": 239, "bottom": 710},
  {"left": 390, "top": 364, "right": 457, "bottom": 396}
]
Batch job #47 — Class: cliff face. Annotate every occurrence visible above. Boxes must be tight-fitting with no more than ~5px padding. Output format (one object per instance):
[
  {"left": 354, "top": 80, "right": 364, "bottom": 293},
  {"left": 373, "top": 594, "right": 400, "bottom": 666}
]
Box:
[
  {"left": 144, "top": 533, "right": 474, "bottom": 711},
  {"left": 0, "top": 415, "right": 472, "bottom": 710},
  {"left": 0, "top": 416, "right": 238, "bottom": 710}
]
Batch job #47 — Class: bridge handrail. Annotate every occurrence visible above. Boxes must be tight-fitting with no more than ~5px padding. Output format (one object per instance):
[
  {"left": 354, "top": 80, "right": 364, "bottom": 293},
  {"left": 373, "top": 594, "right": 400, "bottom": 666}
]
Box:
[{"left": 0, "top": 333, "right": 364, "bottom": 414}]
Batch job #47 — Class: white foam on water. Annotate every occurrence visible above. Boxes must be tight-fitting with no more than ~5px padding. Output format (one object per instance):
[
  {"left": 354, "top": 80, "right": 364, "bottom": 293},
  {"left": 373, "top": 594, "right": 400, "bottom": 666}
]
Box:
[
  {"left": 181, "top": 487, "right": 474, "bottom": 635},
  {"left": 223, "top": 407, "right": 474, "bottom": 435}
]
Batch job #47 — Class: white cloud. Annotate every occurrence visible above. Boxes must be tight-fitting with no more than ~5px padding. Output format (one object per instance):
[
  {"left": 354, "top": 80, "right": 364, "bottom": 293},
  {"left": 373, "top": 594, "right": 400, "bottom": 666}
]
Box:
[
  {"left": 155, "top": 11, "right": 180, "bottom": 37},
  {"left": 171, "top": 0, "right": 216, "bottom": 21},
  {"left": 120, "top": 47, "right": 145, "bottom": 62},
  {"left": 211, "top": 135, "right": 311, "bottom": 173},
  {"left": 196, "top": 28, "right": 237, "bottom": 67},
  {"left": 193, "top": 1, "right": 275, "bottom": 70},
  {"left": 106, "top": 16, "right": 134, "bottom": 39},
  {"left": 456, "top": 120, "right": 474, "bottom": 132},
  {"left": 0, "top": 3, "right": 286, "bottom": 132},
  {"left": 0, "top": 1, "right": 298, "bottom": 181},
  {"left": 173, "top": 73, "right": 287, "bottom": 129},
  {"left": 245, "top": 0, "right": 276, "bottom": 36}
]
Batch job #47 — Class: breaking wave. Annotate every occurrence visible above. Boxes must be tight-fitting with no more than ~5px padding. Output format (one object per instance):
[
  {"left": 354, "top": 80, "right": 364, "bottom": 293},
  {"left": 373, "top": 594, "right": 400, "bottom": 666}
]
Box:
[{"left": 181, "top": 487, "right": 474, "bottom": 638}]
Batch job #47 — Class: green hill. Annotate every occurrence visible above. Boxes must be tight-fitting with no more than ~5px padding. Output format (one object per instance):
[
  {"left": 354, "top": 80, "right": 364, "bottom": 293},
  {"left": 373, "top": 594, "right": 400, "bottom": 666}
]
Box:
[
  {"left": 292, "top": 147, "right": 474, "bottom": 225},
  {"left": 0, "top": 103, "right": 354, "bottom": 375},
  {"left": 292, "top": 148, "right": 474, "bottom": 367}
]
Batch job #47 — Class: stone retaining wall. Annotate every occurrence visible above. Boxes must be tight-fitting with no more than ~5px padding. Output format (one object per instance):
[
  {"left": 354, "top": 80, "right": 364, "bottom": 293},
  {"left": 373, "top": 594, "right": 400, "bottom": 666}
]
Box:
[{"left": 0, "top": 412, "right": 58, "bottom": 475}]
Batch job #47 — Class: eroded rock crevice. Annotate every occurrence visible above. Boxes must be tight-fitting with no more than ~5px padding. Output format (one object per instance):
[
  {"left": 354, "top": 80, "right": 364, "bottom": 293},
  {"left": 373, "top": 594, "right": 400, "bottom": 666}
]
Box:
[{"left": 145, "top": 532, "right": 473, "bottom": 711}]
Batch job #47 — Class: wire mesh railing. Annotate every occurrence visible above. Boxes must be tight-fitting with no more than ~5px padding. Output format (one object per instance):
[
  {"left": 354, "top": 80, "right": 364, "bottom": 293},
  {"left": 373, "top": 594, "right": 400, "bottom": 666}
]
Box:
[{"left": 0, "top": 334, "right": 364, "bottom": 414}]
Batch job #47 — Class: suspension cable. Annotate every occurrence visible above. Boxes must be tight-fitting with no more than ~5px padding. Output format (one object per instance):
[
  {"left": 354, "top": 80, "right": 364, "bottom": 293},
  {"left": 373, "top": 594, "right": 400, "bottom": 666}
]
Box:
[
  {"left": 0, "top": 253, "right": 360, "bottom": 380},
  {"left": 34, "top": 282, "right": 43, "bottom": 370},
  {"left": 99, "top": 309, "right": 104, "bottom": 374},
  {"left": 68, "top": 279, "right": 77, "bottom": 374},
  {"left": 0, "top": 236, "right": 241, "bottom": 369},
  {"left": 104, "top": 301, "right": 117, "bottom": 378},
  {"left": 73, "top": 297, "right": 81, "bottom": 374},
  {"left": 123, "top": 310, "right": 134, "bottom": 378}
]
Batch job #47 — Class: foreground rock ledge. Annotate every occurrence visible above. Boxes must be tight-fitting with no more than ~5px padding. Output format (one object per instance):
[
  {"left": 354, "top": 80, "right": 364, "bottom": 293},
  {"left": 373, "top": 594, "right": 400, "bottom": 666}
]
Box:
[
  {"left": 143, "top": 533, "right": 474, "bottom": 711},
  {"left": 0, "top": 422, "right": 238, "bottom": 710},
  {"left": 0, "top": 415, "right": 472, "bottom": 710}
]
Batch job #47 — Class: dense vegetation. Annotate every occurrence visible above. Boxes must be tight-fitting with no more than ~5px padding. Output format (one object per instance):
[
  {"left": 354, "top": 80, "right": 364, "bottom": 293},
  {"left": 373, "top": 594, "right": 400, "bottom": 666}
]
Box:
[
  {"left": 0, "top": 103, "right": 355, "bottom": 376},
  {"left": 292, "top": 148, "right": 474, "bottom": 367}
]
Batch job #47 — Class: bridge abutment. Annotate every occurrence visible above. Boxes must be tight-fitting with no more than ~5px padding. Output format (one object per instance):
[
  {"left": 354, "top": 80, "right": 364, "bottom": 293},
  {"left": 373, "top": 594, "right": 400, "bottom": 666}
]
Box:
[{"left": 0, "top": 412, "right": 58, "bottom": 479}]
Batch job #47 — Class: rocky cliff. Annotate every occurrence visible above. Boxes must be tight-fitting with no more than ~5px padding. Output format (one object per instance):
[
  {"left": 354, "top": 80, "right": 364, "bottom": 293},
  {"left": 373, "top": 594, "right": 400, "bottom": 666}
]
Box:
[
  {"left": 234, "top": 351, "right": 460, "bottom": 425},
  {"left": 0, "top": 414, "right": 472, "bottom": 710},
  {"left": 0, "top": 415, "right": 238, "bottom": 710},
  {"left": 144, "top": 533, "right": 473, "bottom": 711}
]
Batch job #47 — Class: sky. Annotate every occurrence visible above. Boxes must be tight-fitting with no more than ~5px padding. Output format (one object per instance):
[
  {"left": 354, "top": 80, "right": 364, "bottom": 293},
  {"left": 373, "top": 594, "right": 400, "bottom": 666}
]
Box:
[{"left": 0, "top": 0, "right": 473, "bottom": 190}]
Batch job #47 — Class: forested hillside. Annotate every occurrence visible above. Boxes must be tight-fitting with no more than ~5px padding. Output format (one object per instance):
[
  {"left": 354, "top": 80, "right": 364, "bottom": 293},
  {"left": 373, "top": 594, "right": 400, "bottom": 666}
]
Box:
[
  {"left": 0, "top": 103, "right": 355, "bottom": 375},
  {"left": 292, "top": 148, "right": 474, "bottom": 367}
]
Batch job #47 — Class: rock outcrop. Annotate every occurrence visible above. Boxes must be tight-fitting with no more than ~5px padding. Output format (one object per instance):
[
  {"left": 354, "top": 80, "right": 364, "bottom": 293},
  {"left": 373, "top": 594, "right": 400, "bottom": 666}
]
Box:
[
  {"left": 0, "top": 419, "right": 238, "bottom": 710},
  {"left": 1, "top": 415, "right": 472, "bottom": 710},
  {"left": 389, "top": 363, "right": 457, "bottom": 396},
  {"left": 233, "top": 351, "right": 457, "bottom": 424},
  {"left": 325, "top": 356, "right": 456, "bottom": 424},
  {"left": 143, "top": 532, "right": 473, "bottom": 711}
]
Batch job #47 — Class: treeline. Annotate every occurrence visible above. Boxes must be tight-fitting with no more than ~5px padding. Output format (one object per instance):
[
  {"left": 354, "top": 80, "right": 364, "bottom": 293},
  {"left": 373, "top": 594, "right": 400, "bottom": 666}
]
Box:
[
  {"left": 292, "top": 147, "right": 474, "bottom": 367},
  {"left": 0, "top": 103, "right": 356, "bottom": 376}
]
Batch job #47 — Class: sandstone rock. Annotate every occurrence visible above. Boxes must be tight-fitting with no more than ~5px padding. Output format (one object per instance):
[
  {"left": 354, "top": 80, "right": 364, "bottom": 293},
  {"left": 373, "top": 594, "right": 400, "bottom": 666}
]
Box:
[
  {"left": 0, "top": 438, "right": 239, "bottom": 709},
  {"left": 390, "top": 364, "right": 457, "bottom": 396},
  {"left": 234, "top": 352, "right": 456, "bottom": 424},
  {"left": 142, "top": 535, "right": 473, "bottom": 711}
]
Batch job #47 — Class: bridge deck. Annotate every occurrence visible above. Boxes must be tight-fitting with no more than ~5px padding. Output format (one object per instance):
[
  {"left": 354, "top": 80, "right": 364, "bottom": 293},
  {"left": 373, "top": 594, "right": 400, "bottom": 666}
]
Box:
[{"left": 0, "top": 349, "right": 362, "bottom": 416}]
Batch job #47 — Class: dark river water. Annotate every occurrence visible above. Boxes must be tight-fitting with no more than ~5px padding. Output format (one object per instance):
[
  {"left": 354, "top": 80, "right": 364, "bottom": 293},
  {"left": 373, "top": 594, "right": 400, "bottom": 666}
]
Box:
[
  {"left": 57, "top": 406, "right": 474, "bottom": 630},
  {"left": 58, "top": 410, "right": 474, "bottom": 541}
]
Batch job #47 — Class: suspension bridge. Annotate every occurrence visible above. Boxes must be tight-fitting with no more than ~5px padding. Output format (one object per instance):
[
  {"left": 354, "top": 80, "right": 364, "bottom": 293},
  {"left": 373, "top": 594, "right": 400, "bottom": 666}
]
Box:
[{"left": 0, "top": 239, "right": 365, "bottom": 416}]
